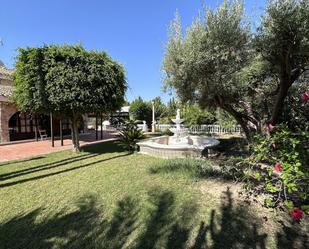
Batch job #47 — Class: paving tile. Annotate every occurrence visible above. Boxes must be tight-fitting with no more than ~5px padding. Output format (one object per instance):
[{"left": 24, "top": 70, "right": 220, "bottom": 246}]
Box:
[{"left": 0, "top": 131, "right": 118, "bottom": 162}]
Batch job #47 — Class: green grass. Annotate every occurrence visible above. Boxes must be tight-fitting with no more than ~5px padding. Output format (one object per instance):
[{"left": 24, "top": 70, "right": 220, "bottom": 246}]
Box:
[{"left": 0, "top": 141, "right": 306, "bottom": 249}]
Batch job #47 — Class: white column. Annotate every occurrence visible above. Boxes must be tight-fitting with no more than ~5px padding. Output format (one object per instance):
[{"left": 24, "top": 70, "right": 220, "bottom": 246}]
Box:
[{"left": 151, "top": 101, "right": 155, "bottom": 133}]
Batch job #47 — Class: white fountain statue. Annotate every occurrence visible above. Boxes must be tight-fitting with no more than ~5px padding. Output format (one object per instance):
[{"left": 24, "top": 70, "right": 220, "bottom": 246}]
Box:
[
  {"left": 169, "top": 109, "right": 189, "bottom": 143},
  {"left": 171, "top": 109, "right": 183, "bottom": 133}
]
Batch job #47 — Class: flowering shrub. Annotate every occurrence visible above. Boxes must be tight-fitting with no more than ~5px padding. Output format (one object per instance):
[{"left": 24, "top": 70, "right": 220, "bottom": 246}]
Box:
[
  {"left": 301, "top": 92, "right": 309, "bottom": 106},
  {"left": 274, "top": 163, "right": 282, "bottom": 173},
  {"left": 243, "top": 125, "right": 309, "bottom": 219},
  {"left": 290, "top": 208, "right": 304, "bottom": 221}
]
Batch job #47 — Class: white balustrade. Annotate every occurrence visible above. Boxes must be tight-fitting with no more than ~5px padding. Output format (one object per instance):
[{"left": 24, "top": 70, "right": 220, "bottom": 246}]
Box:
[{"left": 155, "top": 124, "right": 242, "bottom": 134}]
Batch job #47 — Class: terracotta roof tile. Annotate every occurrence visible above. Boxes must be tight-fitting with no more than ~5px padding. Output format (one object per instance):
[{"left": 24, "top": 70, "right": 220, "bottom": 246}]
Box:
[
  {"left": 0, "top": 66, "right": 13, "bottom": 79},
  {"left": 0, "top": 84, "right": 13, "bottom": 98}
]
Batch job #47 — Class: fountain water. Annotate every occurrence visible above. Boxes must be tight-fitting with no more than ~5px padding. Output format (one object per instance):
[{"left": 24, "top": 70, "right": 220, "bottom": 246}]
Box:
[{"left": 137, "top": 110, "right": 220, "bottom": 159}]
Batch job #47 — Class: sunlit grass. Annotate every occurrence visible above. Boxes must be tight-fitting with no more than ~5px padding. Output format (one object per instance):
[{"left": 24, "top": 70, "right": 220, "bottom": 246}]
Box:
[{"left": 0, "top": 141, "right": 298, "bottom": 249}]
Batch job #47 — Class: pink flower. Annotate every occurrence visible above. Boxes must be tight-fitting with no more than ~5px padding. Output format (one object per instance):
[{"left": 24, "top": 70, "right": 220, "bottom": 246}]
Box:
[
  {"left": 274, "top": 163, "right": 282, "bottom": 172},
  {"left": 290, "top": 208, "right": 304, "bottom": 221},
  {"left": 266, "top": 123, "right": 275, "bottom": 133},
  {"left": 301, "top": 92, "right": 309, "bottom": 105}
]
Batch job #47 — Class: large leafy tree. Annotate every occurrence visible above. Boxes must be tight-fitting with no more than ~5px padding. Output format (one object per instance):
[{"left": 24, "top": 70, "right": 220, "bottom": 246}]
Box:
[
  {"left": 129, "top": 97, "right": 152, "bottom": 125},
  {"left": 13, "top": 45, "right": 127, "bottom": 151},
  {"left": 163, "top": 0, "right": 309, "bottom": 139},
  {"left": 255, "top": 0, "right": 309, "bottom": 125},
  {"left": 182, "top": 103, "right": 216, "bottom": 126},
  {"left": 163, "top": 1, "right": 256, "bottom": 139},
  {"left": 129, "top": 96, "right": 167, "bottom": 126}
]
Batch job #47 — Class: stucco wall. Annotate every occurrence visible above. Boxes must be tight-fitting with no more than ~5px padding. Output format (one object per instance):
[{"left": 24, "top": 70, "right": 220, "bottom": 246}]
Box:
[{"left": 0, "top": 102, "right": 18, "bottom": 143}]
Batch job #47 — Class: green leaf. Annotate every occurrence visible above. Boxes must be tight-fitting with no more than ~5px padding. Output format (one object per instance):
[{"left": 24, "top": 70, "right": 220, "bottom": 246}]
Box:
[{"left": 283, "top": 200, "right": 294, "bottom": 211}]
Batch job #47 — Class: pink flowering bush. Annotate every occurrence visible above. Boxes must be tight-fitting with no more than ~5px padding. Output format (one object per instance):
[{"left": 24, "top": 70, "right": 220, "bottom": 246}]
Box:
[
  {"left": 290, "top": 208, "right": 304, "bottom": 221},
  {"left": 301, "top": 92, "right": 309, "bottom": 105},
  {"left": 274, "top": 163, "right": 282, "bottom": 173},
  {"left": 242, "top": 125, "right": 309, "bottom": 218},
  {"left": 280, "top": 86, "right": 309, "bottom": 132}
]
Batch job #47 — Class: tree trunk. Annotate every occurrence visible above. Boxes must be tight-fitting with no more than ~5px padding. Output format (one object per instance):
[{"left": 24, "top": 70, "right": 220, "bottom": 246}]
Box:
[
  {"left": 221, "top": 105, "right": 256, "bottom": 141},
  {"left": 270, "top": 51, "right": 301, "bottom": 125},
  {"left": 270, "top": 70, "right": 292, "bottom": 125},
  {"left": 232, "top": 114, "right": 254, "bottom": 141},
  {"left": 71, "top": 115, "right": 80, "bottom": 152}
]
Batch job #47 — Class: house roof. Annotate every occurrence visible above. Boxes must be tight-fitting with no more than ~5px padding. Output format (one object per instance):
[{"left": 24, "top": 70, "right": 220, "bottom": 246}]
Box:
[
  {"left": 0, "top": 65, "right": 14, "bottom": 102},
  {"left": 0, "top": 84, "right": 13, "bottom": 98},
  {"left": 0, "top": 65, "right": 13, "bottom": 80}
]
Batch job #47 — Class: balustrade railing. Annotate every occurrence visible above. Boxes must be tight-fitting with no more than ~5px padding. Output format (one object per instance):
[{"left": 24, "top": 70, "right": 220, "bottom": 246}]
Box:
[{"left": 155, "top": 124, "right": 242, "bottom": 134}]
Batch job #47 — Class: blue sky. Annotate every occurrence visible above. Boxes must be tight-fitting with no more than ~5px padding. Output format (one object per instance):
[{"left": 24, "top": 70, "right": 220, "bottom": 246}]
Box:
[{"left": 0, "top": 0, "right": 266, "bottom": 102}]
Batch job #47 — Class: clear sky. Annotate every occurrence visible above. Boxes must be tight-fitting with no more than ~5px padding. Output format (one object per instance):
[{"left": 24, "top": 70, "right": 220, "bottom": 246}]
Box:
[{"left": 0, "top": 0, "right": 266, "bottom": 102}]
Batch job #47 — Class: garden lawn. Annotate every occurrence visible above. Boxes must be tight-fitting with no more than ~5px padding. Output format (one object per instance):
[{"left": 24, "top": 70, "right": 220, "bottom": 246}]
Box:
[{"left": 0, "top": 141, "right": 303, "bottom": 249}]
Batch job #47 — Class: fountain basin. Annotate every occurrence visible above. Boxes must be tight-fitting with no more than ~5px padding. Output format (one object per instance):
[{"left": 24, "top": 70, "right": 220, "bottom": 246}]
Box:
[{"left": 137, "top": 135, "right": 220, "bottom": 159}]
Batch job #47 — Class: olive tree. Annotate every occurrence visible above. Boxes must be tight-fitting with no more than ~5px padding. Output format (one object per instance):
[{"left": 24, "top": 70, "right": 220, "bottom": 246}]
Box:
[
  {"left": 13, "top": 45, "right": 127, "bottom": 151},
  {"left": 163, "top": 0, "right": 309, "bottom": 139},
  {"left": 255, "top": 0, "right": 309, "bottom": 125},
  {"left": 163, "top": 1, "right": 257, "bottom": 139}
]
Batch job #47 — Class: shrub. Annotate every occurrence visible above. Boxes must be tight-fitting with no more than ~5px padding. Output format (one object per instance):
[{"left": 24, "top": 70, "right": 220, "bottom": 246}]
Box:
[
  {"left": 243, "top": 125, "right": 309, "bottom": 213},
  {"left": 119, "top": 120, "right": 145, "bottom": 152},
  {"left": 158, "top": 116, "right": 173, "bottom": 125},
  {"left": 162, "top": 128, "right": 174, "bottom": 136},
  {"left": 215, "top": 110, "right": 237, "bottom": 130}
]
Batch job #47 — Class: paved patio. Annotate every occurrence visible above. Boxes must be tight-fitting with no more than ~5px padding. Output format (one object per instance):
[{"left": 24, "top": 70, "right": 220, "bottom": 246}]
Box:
[{"left": 0, "top": 131, "right": 118, "bottom": 163}]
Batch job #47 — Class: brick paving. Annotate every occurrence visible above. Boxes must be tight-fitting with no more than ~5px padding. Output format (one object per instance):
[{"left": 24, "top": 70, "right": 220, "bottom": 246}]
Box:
[{"left": 0, "top": 131, "right": 118, "bottom": 163}]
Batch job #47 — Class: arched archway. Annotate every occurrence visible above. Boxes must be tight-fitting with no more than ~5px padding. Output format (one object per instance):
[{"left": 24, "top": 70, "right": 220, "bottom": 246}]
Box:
[{"left": 0, "top": 104, "right": 18, "bottom": 143}]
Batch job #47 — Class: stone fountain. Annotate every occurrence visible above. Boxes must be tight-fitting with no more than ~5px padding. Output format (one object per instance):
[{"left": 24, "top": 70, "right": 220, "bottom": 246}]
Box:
[
  {"left": 137, "top": 109, "right": 220, "bottom": 159},
  {"left": 169, "top": 109, "right": 191, "bottom": 144}
]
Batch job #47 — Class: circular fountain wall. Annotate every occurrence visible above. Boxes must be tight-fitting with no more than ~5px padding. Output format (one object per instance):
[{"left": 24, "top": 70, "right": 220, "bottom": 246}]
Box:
[
  {"left": 138, "top": 109, "right": 220, "bottom": 158},
  {"left": 137, "top": 135, "right": 220, "bottom": 159}
]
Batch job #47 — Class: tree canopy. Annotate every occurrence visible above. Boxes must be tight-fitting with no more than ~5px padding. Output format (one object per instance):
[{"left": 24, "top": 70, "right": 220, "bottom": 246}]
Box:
[
  {"left": 163, "top": 0, "right": 254, "bottom": 138},
  {"left": 13, "top": 44, "right": 127, "bottom": 151},
  {"left": 163, "top": 0, "right": 309, "bottom": 139},
  {"left": 255, "top": 0, "right": 309, "bottom": 125},
  {"left": 129, "top": 96, "right": 167, "bottom": 126},
  {"left": 129, "top": 97, "right": 152, "bottom": 125}
]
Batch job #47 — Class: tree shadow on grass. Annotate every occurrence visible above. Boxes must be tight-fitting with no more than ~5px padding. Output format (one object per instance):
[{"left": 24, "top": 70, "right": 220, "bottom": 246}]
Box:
[
  {"left": 82, "top": 141, "right": 126, "bottom": 154},
  {"left": 0, "top": 141, "right": 131, "bottom": 189},
  {"left": 0, "top": 195, "right": 101, "bottom": 249},
  {"left": 190, "top": 189, "right": 268, "bottom": 249},
  {"left": 200, "top": 188, "right": 267, "bottom": 249},
  {"left": 99, "top": 196, "right": 140, "bottom": 249},
  {"left": 0, "top": 156, "right": 45, "bottom": 167},
  {"left": 0, "top": 153, "right": 131, "bottom": 189},
  {"left": 0, "top": 188, "right": 273, "bottom": 249},
  {"left": 0, "top": 153, "right": 99, "bottom": 181},
  {"left": 276, "top": 219, "right": 309, "bottom": 249},
  {"left": 149, "top": 158, "right": 234, "bottom": 181},
  {"left": 0, "top": 188, "right": 194, "bottom": 249},
  {"left": 0, "top": 194, "right": 139, "bottom": 249},
  {"left": 214, "top": 137, "right": 249, "bottom": 158},
  {"left": 0, "top": 141, "right": 125, "bottom": 180},
  {"left": 133, "top": 188, "right": 197, "bottom": 249}
]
